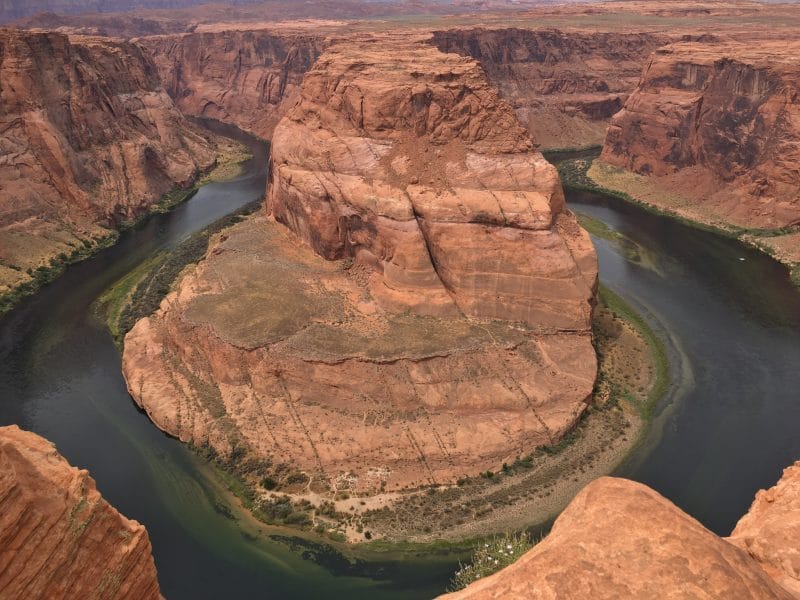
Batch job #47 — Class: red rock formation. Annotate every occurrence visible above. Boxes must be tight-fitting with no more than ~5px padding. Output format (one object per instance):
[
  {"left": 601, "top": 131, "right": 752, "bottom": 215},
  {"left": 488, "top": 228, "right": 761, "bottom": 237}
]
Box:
[
  {"left": 730, "top": 461, "right": 800, "bottom": 598},
  {"left": 269, "top": 34, "right": 597, "bottom": 328},
  {"left": 122, "top": 35, "right": 597, "bottom": 497},
  {"left": 431, "top": 28, "right": 667, "bottom": 149},
  {"left": 0, "top": 29, "right": 217, "bottom": 293},
  {"left": 0, "top": 425, "right": 161, "bottom": 599},
  {"left": 140, "top": 30, "right": 326, "bottom": 139},
  {"left": 601, "top": 41, "right": 800, "bottom": 230},
  {"left": 440, "top": 477, "right": 794, "bottom": 600}
]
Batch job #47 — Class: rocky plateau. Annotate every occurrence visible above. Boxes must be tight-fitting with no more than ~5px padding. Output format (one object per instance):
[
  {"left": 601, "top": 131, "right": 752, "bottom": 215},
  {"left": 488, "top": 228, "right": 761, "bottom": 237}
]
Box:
[
  {"left": 0, "top": 425, "right": 161, "bottom": 599},
  {"left": 122, "top": 34, "right": 598, "bottom": 500}
]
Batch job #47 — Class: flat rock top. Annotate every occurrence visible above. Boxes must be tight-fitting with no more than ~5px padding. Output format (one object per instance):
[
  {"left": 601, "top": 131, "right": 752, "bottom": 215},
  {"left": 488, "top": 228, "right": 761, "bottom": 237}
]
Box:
[
  {"left": 181, "top": 216, "right": 531, "bottom": 358},
  {"left": 441, "top": 477, "right": 793, "bottom": 600},
  {"left": 654, "top": 40, "right": 800, "bottom": 69}
]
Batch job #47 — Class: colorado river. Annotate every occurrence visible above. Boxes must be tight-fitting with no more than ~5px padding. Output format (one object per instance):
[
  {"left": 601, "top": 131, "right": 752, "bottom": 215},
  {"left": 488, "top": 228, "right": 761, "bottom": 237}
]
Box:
[{"left": 1, "top": 129, "right": 799, "bottom": 598}]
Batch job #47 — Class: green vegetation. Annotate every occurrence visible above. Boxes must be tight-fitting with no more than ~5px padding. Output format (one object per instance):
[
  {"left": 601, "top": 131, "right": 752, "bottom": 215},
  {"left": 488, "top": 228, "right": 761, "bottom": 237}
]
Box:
[
  {"left": 448, "top": 532, "right": 534, "bottom": 591},
  {"left": 0, "top": 233, "right": 118, "bottom": 317},
  {"left": 596, "top": 285, "right": 669, "bottom": 420},
  {"left": 99, "top": 199, "right": 262, "bottom": 346}
]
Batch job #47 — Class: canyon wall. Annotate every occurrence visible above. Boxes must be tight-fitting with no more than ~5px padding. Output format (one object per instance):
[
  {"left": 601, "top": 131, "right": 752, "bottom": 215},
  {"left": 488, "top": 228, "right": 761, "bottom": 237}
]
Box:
[
  {"left": 122, "top": 35, "right": 597, "bottom": 497},
  {"left": 0, "top": 425, "right": 161, "bottom": 599},
  {"left": 0, "top": 29, "right": 217, "bottom": 294},
  {"left": 139, "top": 30, "right": 326, "bottom": 140},
  {"left": 601, "top": 41, "right": 800, "bottom": 231},
  {"left": 431, "top": 28, "right": 667, "bottom": 149},
  {"left": 441, "top": 473, "right": 799, "bottom": 600}
]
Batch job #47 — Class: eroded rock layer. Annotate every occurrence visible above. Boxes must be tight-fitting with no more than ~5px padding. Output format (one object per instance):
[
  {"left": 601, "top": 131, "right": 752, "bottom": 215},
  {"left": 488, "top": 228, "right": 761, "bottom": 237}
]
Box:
[
  {"left": 440, "top": 477, "right": 795, "bottom": 600},
  {"left": 0, "top": 29, "right": 217, "bottom": 293},
  {"left": 730, "top": 461, "right": 800, "bottom": 597},
  {"left": 140, "top": 30, "right": 326, "bottom": 139},
  {"left": 268, "top": 35, "right": 597, "bottom": 329},
  {"left": 601, "top": 41, "right": 800, "bottom": 230},
  {"left": 0, "top": 425, "right": 161, "bottom": 599},
  {"left": 431, "top": 28, "right": 667, "bottom": 150},
  {"left": 122, "top": 36, "right": 597, "bottom": 494}
]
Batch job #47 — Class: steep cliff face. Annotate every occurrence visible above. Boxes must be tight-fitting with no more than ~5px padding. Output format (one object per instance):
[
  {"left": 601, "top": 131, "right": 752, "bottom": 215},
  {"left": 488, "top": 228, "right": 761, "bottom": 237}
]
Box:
[
  {"left": 0, "top": 425, "right": 161, "bottom": 599},
  {"left": 601, "top": 41, "right": 800, "bottom": 230},
  {"left": 440, "top": 476, "right": 795, "bottom": 600},
  {"left": 431, "top": 28, "right": 667, "bottom": 149},
  {"left": 122, "top": 35, "right": 597, "bottom": 499},
  {"left": 0, "top": 29, "right": 217, "bottom": 294},
  {"left": 140, "top": 30, "right": 326, "bottom": 139},
  {"left": 269, "top": 35, "right": 597, "bottom": 328},
  {"left": 730, "top": 461, "right": 800, "bottom": 597}
]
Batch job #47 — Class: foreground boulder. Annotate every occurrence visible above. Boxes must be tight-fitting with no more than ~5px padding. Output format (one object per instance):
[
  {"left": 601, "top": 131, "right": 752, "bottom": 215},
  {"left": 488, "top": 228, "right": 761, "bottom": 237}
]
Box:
[
  {"left": 730, "top": 461, "right": 800, "bottom": 597},
  {"left": 0, "top": 29, "right": 217, "bottom": 295},
  {"left": 0, "top": 425, "right": 161, "bottom": 599},
  {"left": 123, "top": 35, "right": 597, "bottom": 500},
  {"left": 440, "top": 476, "right": 795, "bottom": 600}
]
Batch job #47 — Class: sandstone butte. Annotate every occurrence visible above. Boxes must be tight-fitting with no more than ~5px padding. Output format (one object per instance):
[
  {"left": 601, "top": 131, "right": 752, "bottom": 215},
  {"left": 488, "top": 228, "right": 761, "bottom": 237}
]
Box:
[
  {"left": 601, "top": 40, "right": 800, "bottom": 240},
  {"left": 0, "top": 425, "right": 161, "bottom": 599},
  {"left": 0, "top": 28, "right": 217, "bottom": 295},
  {"left": 122, "top": 34, "right": 598, "bottom": 495},
  {"left": 139, "top": 27, "right": 665, "bottom": 150},
  {"left": 440, "top": 471, "right": 800, "bottom": 600}
]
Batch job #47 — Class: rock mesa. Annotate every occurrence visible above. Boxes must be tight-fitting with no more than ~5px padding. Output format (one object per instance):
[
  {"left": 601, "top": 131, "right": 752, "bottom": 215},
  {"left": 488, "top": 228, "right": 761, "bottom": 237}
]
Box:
[
  {"left": 123, "top": 36, "right": 596, "bottom": 495},
  {"left": 0, "top": 425, "right": 161, "bottom": 599}
]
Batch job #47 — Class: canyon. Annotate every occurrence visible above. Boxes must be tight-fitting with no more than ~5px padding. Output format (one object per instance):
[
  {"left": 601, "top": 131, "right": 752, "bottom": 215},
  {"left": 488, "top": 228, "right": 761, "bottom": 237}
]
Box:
[
  {"left": 0, "top": 28, "right": 218, "bottom": 300},
  {"left": 596, "top": 40, "right": 800, "bottom": 270},
  {"left": 0, "top": 425, "right": 161, "bottom": 599},
  {"left": 441, "top": 464, "right": 800, "bottom": 599},
  {"left": 0, "top": 0, "right": 799, "bottom": 597},
  {"left": 121, "top": 34, "right": 598, "bottom": 526}
]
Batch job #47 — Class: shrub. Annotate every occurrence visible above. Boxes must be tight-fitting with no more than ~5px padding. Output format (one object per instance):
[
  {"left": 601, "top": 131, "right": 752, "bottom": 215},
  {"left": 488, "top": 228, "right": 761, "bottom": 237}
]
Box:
[{"left": 448, "top": 532, "right": 534, "bottom": 592}]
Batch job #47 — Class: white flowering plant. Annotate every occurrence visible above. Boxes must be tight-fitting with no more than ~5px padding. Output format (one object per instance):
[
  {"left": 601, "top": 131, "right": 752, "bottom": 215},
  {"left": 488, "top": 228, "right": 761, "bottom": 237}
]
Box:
[{"left": 448, "top": 532, "right": 534, "bottom": 591}]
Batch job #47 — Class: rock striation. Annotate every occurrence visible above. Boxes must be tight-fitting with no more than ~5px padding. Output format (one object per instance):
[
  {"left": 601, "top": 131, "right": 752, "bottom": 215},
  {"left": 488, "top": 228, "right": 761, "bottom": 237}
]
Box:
[
  {"left": 0, "top": 29, "right": 217, "bottom": 294},
  {"left": 0, "top": 425, "right": 161, "bottom": 599},
  {"left": 730, "top": 461, "right": 800, "bottom": 597},
  {"left": 268, "top": 35, "right": 597, "bottom": 328},
  {"left": 140, "top": 30, "right": 326, "bottom": 140},
  {"left": 122, "top": 36, "right": 597, "bottom": 496},
  {"left": 432, "top": 28, "right": 667, "bottom": 150},
  {"left": 601, "top": 41, "right": 800, "bottom": 231},
  {"left": 440, "top": 476, "right": 795, "bottom": 600}
]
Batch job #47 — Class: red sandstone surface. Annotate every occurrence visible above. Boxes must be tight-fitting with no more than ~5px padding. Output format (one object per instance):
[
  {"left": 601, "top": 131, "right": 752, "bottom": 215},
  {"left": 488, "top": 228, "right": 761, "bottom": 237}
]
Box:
[
  {"left": 0, "top": 28, "right": 217, "bottom": 294},
  {"left": 0, "top": 425, "right": 161, "bottom": 599},
  {"left": 440, "top": 476, "right": 796, "bottom": 600},
  {"left": 601, "top": 40, "right": 800, "bottom": 232}
]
